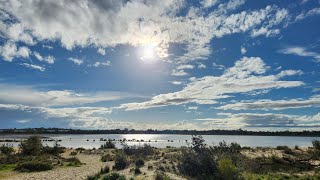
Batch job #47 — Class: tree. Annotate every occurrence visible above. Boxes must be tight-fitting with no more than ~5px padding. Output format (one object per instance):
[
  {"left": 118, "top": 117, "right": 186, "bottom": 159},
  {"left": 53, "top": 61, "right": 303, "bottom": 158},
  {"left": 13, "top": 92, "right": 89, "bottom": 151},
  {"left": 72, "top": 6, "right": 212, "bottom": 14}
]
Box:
[{"left": 19, "top": 136, "right": 43, "bottom": 156}]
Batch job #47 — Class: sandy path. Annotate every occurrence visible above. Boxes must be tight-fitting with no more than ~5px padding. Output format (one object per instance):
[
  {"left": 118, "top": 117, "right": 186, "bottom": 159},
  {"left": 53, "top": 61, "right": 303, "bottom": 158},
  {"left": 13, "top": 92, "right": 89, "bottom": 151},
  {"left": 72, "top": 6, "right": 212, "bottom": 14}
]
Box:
[{"left": 7, "top": 154, "right": 106, "bottom": 180}]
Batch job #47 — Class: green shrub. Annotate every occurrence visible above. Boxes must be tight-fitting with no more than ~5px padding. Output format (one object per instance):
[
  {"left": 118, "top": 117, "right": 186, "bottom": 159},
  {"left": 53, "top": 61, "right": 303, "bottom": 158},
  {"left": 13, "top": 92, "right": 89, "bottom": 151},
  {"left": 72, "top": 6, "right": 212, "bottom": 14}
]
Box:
[
  {"left": 100, "top": 165, "right": 110, "bottom": 174},
  {"left": 121, "top": 143, "right": 154, "bottom": 157},
  {"left": 113, "top": 153, "right": 128, "bottom": 170},
  {"left": 134, "top": 167, "right": 141, "bottom": 175},
  {"left": 65, "top": 157, "right": 82, "bottom": 166},
  {"left": 135, "top": 158, "right": 145, "bottom": 167},
  {"left": 15, "top": 161, "right": 53, "bottom": 172},
  {"left": 87, "top": 174, "right": 100, "bottom": 180},
  {"left": 218, "top": 158, "right": 240, "bottom": 180},
  {"left": 0, "top": 144, "right": 14, "bottom": 155},
  {"left": 178, "top": 135, "right": 218, "bottom": 178},
  {"left": 70, "top": 151, "right": 77, "bottom": 156},
  {"left": 42, "top": 141, "right": 65, "bottom": 156},
  {"left": 100, "top": 140, "right": 115, "bottom": 149},
  {"left": 103, "top": 172, "right": 126, "bottom": 180},
  {"left": 312, "top": 140, "right": 320, "bottom": 151},
  {"left": 101, "top": 154, "right": 114, "bottom": 162},
  {"left": 155, "top": 172, "right": 171, "bottom": 180},
  {"left": 19, "top": 136, "right": 43, "bottom": 156}
]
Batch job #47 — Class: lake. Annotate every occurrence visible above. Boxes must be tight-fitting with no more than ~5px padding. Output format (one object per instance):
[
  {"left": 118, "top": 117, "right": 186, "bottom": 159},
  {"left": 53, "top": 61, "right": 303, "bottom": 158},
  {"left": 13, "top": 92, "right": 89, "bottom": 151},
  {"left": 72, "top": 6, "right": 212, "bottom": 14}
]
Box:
[{"left": 1, "top": 134, "right": 319, "bottom": 149}]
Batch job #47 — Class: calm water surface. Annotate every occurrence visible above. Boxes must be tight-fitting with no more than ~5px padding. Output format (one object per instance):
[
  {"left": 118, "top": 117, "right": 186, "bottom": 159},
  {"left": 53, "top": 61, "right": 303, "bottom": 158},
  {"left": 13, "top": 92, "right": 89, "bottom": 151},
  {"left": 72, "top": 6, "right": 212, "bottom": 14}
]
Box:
[{"left": 0, "top": 134, "right": 319, "bottom": 149}]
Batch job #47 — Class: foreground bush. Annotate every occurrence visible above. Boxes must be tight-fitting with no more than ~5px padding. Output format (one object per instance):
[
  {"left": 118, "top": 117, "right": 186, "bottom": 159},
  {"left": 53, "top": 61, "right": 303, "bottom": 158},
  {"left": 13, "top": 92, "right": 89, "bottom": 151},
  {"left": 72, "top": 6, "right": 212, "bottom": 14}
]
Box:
[
  {"left": 135, "top": 158, "right": 145, "bottom": 167},
  {"left": 102, "top": 172, "right": 126, "bottom": 180},
  {"left": 218, "top": 158, "right": 240, "bottom": 180},
  {"left": 42, "top": 141, "right": 65, "bottom": 156},
  {"left": 101, "top": 154, "right": 114, "bottom": 162},
  {"left": 19, "top": 136, "right": 43, "bottom": 156},
  {"left": 155, "top": 172, "right": 171, "bottom": 180},
  {"left": 113, "top": 153, "right": 128, "bottom": 170},
  {"left": 121, "top": 143, "right": 154, "bottom": 157},
  {"left": 65, "top": 157, "right": 82, "bottom": 166},
  {"left": 15, "top": 161, "right": 53, "bottom": 172},
  {"left": 178, "top": 135, "right": 218, "bottom": 178}
]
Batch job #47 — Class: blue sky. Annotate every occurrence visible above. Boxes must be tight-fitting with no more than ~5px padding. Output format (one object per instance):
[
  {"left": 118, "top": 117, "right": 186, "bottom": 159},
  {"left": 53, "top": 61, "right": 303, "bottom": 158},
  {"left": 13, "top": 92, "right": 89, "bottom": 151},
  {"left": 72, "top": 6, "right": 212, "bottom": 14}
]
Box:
[{"left": 0, "top": 0, "right": 319, "bottom": 130}]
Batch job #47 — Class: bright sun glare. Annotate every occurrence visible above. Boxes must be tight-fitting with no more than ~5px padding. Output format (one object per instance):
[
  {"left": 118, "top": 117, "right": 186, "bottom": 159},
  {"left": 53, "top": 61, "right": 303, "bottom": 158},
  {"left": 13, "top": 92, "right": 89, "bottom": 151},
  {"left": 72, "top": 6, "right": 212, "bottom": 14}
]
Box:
[{"left": 139, "top": 45, "right": 157, "bottom": 63}]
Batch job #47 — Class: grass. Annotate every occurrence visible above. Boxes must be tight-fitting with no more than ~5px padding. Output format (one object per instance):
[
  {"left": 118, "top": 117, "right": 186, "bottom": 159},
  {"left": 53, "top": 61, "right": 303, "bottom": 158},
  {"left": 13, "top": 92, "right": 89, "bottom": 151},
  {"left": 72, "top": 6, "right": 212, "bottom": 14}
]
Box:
[
  {"left": 243, "top": 172, "right": 320, "bottom": 180},
  {"left": 0, "top": 164, "right": 16, "bottom": 172}
]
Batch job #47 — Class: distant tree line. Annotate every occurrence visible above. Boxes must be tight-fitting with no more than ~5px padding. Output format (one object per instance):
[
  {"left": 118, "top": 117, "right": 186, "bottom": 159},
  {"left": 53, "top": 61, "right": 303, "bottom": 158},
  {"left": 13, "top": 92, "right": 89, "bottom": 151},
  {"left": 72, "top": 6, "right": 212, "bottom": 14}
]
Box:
[{"left": 1, "top": 128, "right": 320, "bottom": 136}]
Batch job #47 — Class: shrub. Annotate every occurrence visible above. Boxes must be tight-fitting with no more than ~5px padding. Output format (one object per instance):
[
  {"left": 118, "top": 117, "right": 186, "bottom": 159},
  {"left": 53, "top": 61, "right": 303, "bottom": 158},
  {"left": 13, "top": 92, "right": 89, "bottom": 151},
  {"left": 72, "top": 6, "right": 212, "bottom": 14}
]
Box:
[
  {"left": 100, "top": 165, "right": 110, "bottom": 174},
  {"left": 70, "top": 151, "right": 77, "bottom": 156},
  {"left": 42, "top": 141, "right": 65, "bottom": 156},
  {"left": 121, "top": 143, "right": 154, "bottom": 157},
  {"left": 65, "top": 157, "right": 82, "bottom": 166},
  {"left": 19, "top": 136, "right": 43, "bottom": 156},
  {"left": 134, "top": 167, "right": 141, "bottom": 175},
  {"left": 101, "top": 140, "right": 116, "bottom": 149},
  {"left": 312, "top": 140, "right": 320, "bottom": 151},
  {"left": 0, "top": 144, "right": 14, "bottom": 155},
  {"left": 87, "top": 174, "right": 100, "bottom": 180},
  {"left": 101, "top": 154, "right": 114, "bottom": 162},
  {"left": 295, "top": 145, "right": 300, "bottom": 150},
  {"left": 276, "top": 145, "right": 290, "bottom": 150},
  {"left": 178, "top": 135, "right": 218, "bottom": 178},
  {"left": 103, "top": 172, "right": 126, "bottom": 180},
  {"left": 218, "top": 158, "right": 240, "bottom": 180},
  {"left": 15, "top": 161, "right": 53, "bottom": 172},
  {"left": 113, "top": 153, "right": 128, "bottom": 170},
  {"left": 155, "top": 172, "right": 171, "bottom": 180},
  {"left": 135, "top": 158, "right": 145, "bottom": 167}
]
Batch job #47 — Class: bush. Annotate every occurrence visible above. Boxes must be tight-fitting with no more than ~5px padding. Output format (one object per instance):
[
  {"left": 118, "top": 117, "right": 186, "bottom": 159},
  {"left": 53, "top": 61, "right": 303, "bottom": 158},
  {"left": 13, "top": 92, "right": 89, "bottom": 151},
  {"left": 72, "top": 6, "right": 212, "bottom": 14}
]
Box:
[
  {"left": 101, "top": 140, "right": 116, "bottom": 149},
  {"left": 70, "top": 151, "right": 77, "bottom": 156},
  {"left": 276, "top": 145, "right": 290, "bottom": 150},
  {"left": 0, "top": 144, "right": 14, "bottom": 155},
  {"left": 65, "top": 157, "right": 82, "bottom": 166},
  {"left": 103, "top": 172, "right": 126, "bottom": 180},
  {"left": 19, "top": 136, "right": 43, "bottom": 156},
  {"left": 312, "top": 140, "right": 320, "bottom": 151},
  {"left": 15, "top": 161, "right": 53, "bottom": 172},
  {"left": 178, "top": 135, "right": 218, "bottom": 178},
  {"left": 87, "top": 174, "right": 100, "bottom": 180},
  {"left": 121, "top": 143, "right": 154, "bottom": 157},
  {"left": 134, "top": 167, "right": 141, "bottom": 175},
  {"left": 42, "top": 141, "right": 64, "bottom": 156},
  {"left": 100, "top": 165, "right": 110, "bottom": 174},
  {"left": 155, "top": 172, "right": 171, "bottom": 180},
  {"left": 218, "top": 158, "right": 240, "bottom": 180},
  {"left": 113, "top": 153, "right": 128, "bottom": 170},
  {"left": 135, "top": 158, "right": 145, "bottom": 167},
  {"left": 101, "top": 154, "right": 114, "bottom": 162}
]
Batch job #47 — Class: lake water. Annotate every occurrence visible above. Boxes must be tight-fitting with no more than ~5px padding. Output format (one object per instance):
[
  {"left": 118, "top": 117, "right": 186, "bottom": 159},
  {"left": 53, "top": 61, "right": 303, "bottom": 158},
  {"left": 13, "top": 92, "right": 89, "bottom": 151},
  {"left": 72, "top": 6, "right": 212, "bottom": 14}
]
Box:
[{"left": 1, "top": 134, "right": 319, "bottom": 149}]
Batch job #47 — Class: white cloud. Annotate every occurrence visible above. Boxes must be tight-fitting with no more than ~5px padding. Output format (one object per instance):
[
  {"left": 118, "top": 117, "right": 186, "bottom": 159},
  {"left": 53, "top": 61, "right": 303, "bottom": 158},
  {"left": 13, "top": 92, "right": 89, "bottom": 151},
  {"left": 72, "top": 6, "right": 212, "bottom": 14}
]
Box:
[
  {"left": 34, "top": 52, "right": 55, "bottom": 64},
  {"left": 201, "top": 0, "right": 219, "bottom": 8},
  {"left": 219, "top": 95, "right": 320, "bottom": 111},
  {"left": 97, "top": 47, "right": 106, "bottom": 55},
  {"left": 0, "top": 41, "right": 30, "bottom": 62},
  {"left": 68, "top": 57, "right": 83, "bottom": 65},
  {"left": 187, "top": 106, "right": 198, "bottom": 110},
  {"left": 20, "top": 63, "right": 45, "bottom": 72},
  {"left": 241, "top": 46, "right": 247, "bottom": 54},
  {"left": 0, "top": 1, "right": 289, "bottom": 63},
  {"left": 91, "top": 61, "right": 111, "bottom": 67},
  {"left": 118, "top": 57, "right": 304, "bottom": 111},
  {"left": 0, "top": 83, "right": 137, "bottom": 107},
  {"left": 176, "top": 64, "right": 194, "bottom": 70},
  {"left": 171, "top": 69, "right": 188, "bottom": 76},
  {"left": 279, "top": 46, "right": 320, "bottom": 62},
  {"left": 198, "top": 63, "right": 206, "bottom": 69},
  {"left": 295, "top": 7, "right": 320, "bottom": 21},
  {"left": 212, "top": 62, "right": 225, "bottom": 70},
  {"left": 170, "top": 81, "right": 182, "bottom": 85}
]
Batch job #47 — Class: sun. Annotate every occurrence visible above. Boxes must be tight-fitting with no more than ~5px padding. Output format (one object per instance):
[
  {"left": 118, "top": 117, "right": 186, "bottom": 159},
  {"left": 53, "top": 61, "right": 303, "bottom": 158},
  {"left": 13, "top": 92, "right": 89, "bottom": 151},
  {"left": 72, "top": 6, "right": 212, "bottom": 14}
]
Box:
[{"left": 139, "top": 45, "right": 157, "bottom": 63}]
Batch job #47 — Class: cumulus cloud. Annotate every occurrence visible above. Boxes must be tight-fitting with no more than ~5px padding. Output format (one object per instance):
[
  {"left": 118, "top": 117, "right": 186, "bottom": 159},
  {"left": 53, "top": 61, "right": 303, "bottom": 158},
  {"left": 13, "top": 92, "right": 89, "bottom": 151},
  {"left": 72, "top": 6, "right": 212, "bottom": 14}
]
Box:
[
  {"left": 170, "top": 81, "right": 182, "bottom": 85},
  {"left": 198, "top": 63, "right": 206, "bottom": 69},
  {"left": 279, "top": 46, "right": 320, "bottom": 62},
  {"left": 90, "top": 61, "right": 111, "bottom": 67},
  {"left": 201, "top": 0, "right": 219, "bottom": 8},
  {"left": 241, "top": 46, "right": 247, "bottom": 54},
  {"left": 68, "top": 57, "right": 83, "bottom": 65},
  {"left": 97, "top": 47, "right": 106, "bottom": 55},
  {"left": 0, "top": 1, "right": 289, "bottom": 62},
  {"left": 0, "top": 41, "right": 30, "bottom": 62},
  {"left": 20, "top": 63, "right": 45, "bottom": 72},
  {"left": 118, "top": 57, "right": 304, "bottom": 111},
  {"left": 176, "top": 64, "right": 194, "bottom": 70},
  {"left": 171, "top": 69, "right": 188, "bottom": 76},
  {"left": 33, "top": 52, "right": 55, "bottom": 64}
]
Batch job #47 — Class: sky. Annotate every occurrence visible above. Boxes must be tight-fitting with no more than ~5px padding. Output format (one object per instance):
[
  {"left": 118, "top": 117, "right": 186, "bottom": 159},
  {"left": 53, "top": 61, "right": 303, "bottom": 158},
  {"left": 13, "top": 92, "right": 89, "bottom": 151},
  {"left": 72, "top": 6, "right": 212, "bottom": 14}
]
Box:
[{"left": 0, "top": 0, "right": 319, "bottom": 131}]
